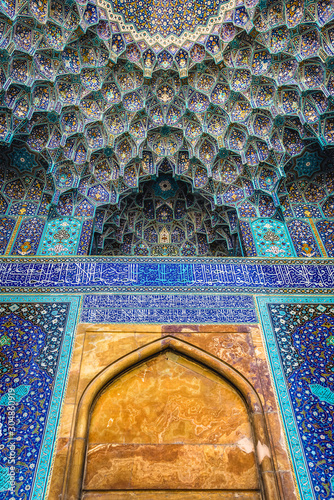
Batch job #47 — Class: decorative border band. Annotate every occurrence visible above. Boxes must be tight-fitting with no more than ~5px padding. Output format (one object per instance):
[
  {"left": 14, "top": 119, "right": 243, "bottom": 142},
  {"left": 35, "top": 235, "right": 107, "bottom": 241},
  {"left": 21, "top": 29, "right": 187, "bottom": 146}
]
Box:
[
  {"left": 0, "top": 257, "right": 333, "bottom": 293},
  {"left": 81, "top": 293, "right": 258, "bottom": 323}
]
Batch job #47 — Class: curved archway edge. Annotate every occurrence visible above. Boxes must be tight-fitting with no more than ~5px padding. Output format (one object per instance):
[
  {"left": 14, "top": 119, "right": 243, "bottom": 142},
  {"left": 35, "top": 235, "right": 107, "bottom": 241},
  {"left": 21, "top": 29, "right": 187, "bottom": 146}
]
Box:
[{"left": 65, "top": 336, "right": 280, "bottom": 500}]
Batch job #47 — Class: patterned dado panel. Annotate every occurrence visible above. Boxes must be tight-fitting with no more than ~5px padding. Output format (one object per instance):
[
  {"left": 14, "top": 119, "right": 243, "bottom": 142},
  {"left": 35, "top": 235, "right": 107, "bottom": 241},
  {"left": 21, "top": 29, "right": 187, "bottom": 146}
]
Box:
[
  {"left": 0, "top": 296, "right": 80, "bottom": 500},
  {"left": 257, "top": 296, "right": 334, "bottom": 500}
]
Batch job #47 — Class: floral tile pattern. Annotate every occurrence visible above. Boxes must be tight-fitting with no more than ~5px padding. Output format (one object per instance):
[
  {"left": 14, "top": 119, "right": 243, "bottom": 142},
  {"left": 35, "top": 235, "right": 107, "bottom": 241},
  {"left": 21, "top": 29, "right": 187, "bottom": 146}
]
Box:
[
  {"left": 0, "top": 296, "right": 80, "bottom": 500},
  {"left": 257, "top": 296, "right": 334, "bottom": 500}
]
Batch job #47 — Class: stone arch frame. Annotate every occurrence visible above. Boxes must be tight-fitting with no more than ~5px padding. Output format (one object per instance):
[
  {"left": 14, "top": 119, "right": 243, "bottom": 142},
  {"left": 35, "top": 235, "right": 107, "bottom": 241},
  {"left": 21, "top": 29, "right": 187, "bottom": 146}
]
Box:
[{"left": 65, "top": 336, "right": 280, "bottom": 500}]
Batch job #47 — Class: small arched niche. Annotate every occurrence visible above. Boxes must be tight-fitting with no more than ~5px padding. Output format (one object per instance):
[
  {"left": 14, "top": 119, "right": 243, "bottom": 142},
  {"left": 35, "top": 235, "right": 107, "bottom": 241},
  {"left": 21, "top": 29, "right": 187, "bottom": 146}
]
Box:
[{"left": 82, "top": 350, "right": 262, "bottom": 499}]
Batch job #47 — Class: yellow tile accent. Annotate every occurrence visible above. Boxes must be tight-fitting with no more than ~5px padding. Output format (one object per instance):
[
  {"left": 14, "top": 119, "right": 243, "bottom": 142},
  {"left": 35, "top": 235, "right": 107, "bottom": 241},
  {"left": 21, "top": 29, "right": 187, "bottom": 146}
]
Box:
[
  {"left": 4, "top": 216, "right": 23, "bottom": 255},
  {"left": 308, "top": 217, "right": 328, "bottom": 257}
]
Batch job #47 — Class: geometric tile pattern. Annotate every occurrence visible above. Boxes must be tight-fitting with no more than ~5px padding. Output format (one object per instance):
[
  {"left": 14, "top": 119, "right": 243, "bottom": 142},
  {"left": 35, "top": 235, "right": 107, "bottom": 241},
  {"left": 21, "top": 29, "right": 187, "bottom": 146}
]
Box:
[
  {"left": 0, "top": 1, "right": 333, "bottom": 257},
  {"left": 103, "top": 0, "right": 232, "bottom": 42},
  {"left": 98, "top": 175, "right": 234, "bottom": 256}
]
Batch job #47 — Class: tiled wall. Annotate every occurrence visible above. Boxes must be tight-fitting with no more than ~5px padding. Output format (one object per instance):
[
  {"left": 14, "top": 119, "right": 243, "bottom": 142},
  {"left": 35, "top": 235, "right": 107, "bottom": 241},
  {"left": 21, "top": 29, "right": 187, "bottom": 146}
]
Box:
[
  {"left": 0, "top": 296, "right": 80, "bottom": 500},
  {"left": 0, "top": 258, "right": 333, "bottom": 500}
]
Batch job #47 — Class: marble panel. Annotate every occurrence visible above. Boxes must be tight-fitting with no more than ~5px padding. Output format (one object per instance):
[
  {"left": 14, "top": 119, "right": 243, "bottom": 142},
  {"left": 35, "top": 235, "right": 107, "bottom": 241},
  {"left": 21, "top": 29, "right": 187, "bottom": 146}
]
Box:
[
  {"left": 85, "top": 443, "right": 259, "bottom": 490},
  {"left": 82, "top": 493, "right": 262, "bottom": 500},
  {"left": 88, "top": 353, "right": 252, "bottom": 445},
  {"left": 76, "top": 331, "right": 161, "bottom": 401},
  {"left": 47, "top": 438, "right": 70, "bottom": 500},
  {"left": 46, "top": 320, "right": 297, "bottom": 500},
  {"left": 85, "top": 352, "right": 258, "bottom": 492},
  {"left": 159, "top": 329, "right": 266, "bottom": 412}
]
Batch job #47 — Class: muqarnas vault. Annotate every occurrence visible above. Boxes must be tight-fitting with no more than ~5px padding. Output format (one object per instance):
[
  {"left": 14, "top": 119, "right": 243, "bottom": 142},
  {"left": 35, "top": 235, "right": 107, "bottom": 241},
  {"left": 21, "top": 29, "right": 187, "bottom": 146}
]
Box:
[
  {"left": 0, "top": 0, "right": 332, "bottom": 256},
  {"left": 0, "top": 0, "right": 334, "bottom": 500}
]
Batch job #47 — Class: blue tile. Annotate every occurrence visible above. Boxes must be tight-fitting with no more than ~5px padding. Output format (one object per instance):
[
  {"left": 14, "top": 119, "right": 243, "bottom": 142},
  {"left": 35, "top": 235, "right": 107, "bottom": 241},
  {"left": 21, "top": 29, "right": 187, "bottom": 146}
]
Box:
[
  {"left": 0, "top": 296, "right": 80, "bottom": 500},
  {"left": 81, "top": 294, "right": 257, "bottom": 323},
  {"left": 0, "top": 257, "right": 333, "bottom": 293},
  {"left": 257, "top": 296, "right": 334, "bottom": 500}
]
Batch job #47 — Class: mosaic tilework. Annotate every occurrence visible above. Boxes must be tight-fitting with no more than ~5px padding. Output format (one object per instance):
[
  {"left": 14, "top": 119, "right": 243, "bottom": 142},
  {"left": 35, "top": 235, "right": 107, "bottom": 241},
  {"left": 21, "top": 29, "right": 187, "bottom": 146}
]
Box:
[
  {"left": 257, "top": 296, "right": 334, "bottom": 500},
  {"left": 81, "top": 294, "right": 257, "bottom": 323},
  {"left": 99, "top": 175, "right": 231, "bottom": 257},
  {"left": 10, "top": 217, "right": 45, "bottom": 256},
  {"left": 77, "top": 218, "right": 94, "bottom": 255},
  {"left": 39, "top": 218, "right": 82, "bottom": 256},
  {"left": 251, "top": 218, "right": 295, "bottom": 258},
  {"left": 0, "top": 257, "right": 333, "bottom": 293},
  {"left": 0, "top": 295, "right": 80, "bottom": 500},
  {"left": 287, "top": 219, "right": 321, "bottom": 258},
  {"left": 0, "top": 0, "right": 333, "bottom": 259},
  {"left": 316, "top": 220, "right": 334, "bottom": 257},
  {"left": 8, "top": 147, "right": 37, "bottom": 173},
  {"left": 109, "top": 0, "right": 230, "bottom": 39},
  {"left": 239, "top": 220, "right": 257, "bottom": 256},
  {"left": 0, "top": 217, "right": 16, "bottom": 254}
]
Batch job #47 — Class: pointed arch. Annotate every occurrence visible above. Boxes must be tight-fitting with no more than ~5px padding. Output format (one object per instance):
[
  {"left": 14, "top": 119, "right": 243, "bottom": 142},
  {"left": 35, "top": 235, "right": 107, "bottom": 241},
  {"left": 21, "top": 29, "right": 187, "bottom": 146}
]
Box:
[{"left": 65, "top": 336, "right": 280, "bottom": 500}]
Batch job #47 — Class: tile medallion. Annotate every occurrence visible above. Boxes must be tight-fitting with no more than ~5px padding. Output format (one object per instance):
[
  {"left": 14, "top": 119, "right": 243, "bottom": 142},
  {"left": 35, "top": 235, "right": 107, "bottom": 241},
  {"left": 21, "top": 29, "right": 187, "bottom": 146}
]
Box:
[
  {"left": 251, "top": 218, "right": 295, "bottom": 258},
  {"left": 38, "top": 218, "right": 82, "bottom": 256}
]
